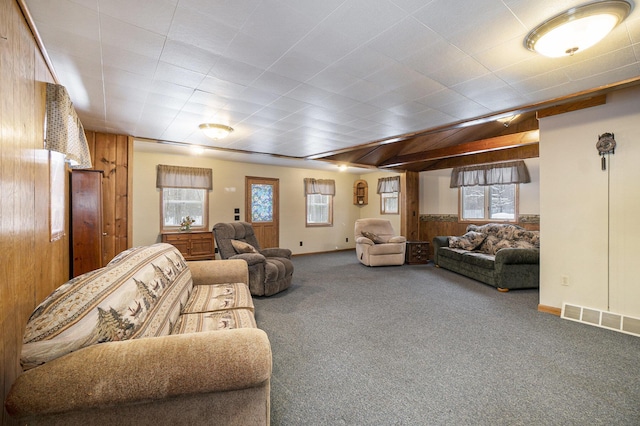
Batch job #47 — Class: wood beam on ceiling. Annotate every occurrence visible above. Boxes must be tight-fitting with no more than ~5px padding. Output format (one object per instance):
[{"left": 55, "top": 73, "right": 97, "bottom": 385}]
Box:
[
  {"left": 536, "top": 94, "right": 607, "bottom": 119},
  {"left": 379, "top": 130, "right": 540, "bottom": 169}
]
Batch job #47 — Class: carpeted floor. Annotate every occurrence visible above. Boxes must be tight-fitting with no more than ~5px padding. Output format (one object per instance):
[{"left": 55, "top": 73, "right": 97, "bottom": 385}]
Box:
[{"left": 253, "top": 251, "right": 640, "bottom": 425}]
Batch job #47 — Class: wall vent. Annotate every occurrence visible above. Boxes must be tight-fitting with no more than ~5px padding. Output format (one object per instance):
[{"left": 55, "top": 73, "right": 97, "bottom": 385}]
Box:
[{"left": 561, "top": 303, "right": 640, "bottom": 338}]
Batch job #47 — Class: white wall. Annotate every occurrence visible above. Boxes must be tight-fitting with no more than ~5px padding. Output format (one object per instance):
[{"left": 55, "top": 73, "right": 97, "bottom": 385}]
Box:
[
  {"left": 132, "top": 146, "right": 401, "bottom": 254},
  {"left": 539, "top": 85, "right": 640, "bottom": 317},
  {"left": 419, "top": 158, "right": 540, "bottom": 215}
]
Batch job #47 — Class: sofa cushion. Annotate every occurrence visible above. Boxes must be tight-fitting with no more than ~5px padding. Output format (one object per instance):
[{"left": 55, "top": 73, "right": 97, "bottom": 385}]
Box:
[
  {"left": 478, "top": 235, "right": 501, "bottom": 255},
  {"left": 172, "top": 309, "right": 257, "bottom": 334},
  {"left": 448, "top": 231, "right": 486, "bottom": 251},
  {"left": 231, "top": 240, "right": 258, "bottom": 254},
  {"left": 182, "top": 283, "right": 254, "bottom": 313},
  {"left": 461, "top": 251, "right": 496, "bottom": 269},
  {"left": 20, "top": 244, "right": 192, "bottom": 370},
  {"left": 437, "top": 247, "right": 468, "bottom": 262}
]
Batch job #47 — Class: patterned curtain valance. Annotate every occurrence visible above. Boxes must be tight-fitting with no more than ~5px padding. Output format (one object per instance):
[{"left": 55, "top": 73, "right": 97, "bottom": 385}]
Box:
[
  {"left": 450, "top": 161, "right": 530, "bottom": 188},
  {"left": 304, "top": 178, "right": 335, "bottom": 195},
  {"left": 156, "top": 164, "right": 213, "bottom": 190},
  {"left": 45, "top": 83, "right": 92, "bottom": 169},
  {"left": 377, "top": 176, "right": 400, "bottom": 194}
]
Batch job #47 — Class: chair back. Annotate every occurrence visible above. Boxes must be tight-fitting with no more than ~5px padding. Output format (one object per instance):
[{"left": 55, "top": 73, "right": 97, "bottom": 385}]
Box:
[
  {"left": 213, "top": 222, "right": 262, "bottom": 259},
  {"left": 355, "top": 218, "right": 397, "bottom": 240}
]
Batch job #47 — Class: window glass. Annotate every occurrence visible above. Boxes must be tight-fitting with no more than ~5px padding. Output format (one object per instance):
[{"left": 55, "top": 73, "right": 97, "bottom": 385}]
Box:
[
  {"left": 162, "top": 188, "right": 207, "bottom": 230},
  {"left": 381, "top": 192, "right": 399, "bottom": 214},
  {"left": 251, "top": 183, "right": 274, "bottom": 222},
  {"left": 306, "top": 193, "right": 332, "bottom": 226},
  {"left": 460, "top": 184, "right": 517, "bottom": 222}
]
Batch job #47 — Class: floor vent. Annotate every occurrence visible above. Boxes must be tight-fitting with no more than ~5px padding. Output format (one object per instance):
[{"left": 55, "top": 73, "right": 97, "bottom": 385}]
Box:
[{"left": 561, "top": 303, "right": 640, "bottom": 338}]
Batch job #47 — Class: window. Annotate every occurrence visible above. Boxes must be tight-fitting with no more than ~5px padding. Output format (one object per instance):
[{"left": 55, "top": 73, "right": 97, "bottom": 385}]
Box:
[
  {"left": 304, "top": 178, "right": 335, "bottom": 227},
  {"left": 460, "top": 184, "right": 518, "bottom": 222},
  {"left": 156, "top": 164, "right": 212, "bottom": 232},
  {"left": 377, "top": 176, "right": 400, "bottom": 215},
  {"left": 380, "top": 192, "right": 399, "bottom": 214},
  {"left": 161, "top": 188, "right": 208, "bottom": 231}
]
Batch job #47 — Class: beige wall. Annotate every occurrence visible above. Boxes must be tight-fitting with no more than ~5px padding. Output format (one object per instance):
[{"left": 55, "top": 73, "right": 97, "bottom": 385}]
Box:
[
  {"left": 418, "top": 158, "right": 540, "bottom": 216},
  {"left": 539, "top": 85, "right": 640, "bottom": 316},
  {"left": 132, "top": 144, "right": 402, "bottom": 254}
]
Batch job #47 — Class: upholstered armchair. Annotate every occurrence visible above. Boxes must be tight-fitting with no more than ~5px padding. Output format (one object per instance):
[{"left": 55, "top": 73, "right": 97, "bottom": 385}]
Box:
[
  {"left": 213, "top": 222, "right": 293, "bottom": 296},
  {"left": 355, "top": 218, "right": 406, "bottom": 266}
]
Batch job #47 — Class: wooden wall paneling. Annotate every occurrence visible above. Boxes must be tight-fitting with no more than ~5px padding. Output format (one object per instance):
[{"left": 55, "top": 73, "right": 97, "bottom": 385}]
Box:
[
  {"left": 2, "top": 2, "right": 68, "bottom": 423},
  {"left": 94, "top": 132, "right": 116, "bottom": 263},
  {"left": 114, "top": 134, "right": 129, "bottom": 253},
  {"left": 400, "top": 171, "right": 420, "bottom": 240}
]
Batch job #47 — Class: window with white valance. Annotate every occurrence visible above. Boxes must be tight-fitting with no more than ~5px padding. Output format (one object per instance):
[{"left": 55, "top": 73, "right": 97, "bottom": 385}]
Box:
[
  {"left": 156, "top": 165, "right": 212, "bottom": 231},
  {"left": 304, "top": 178, "right": 335, "bottom": 195},
  {"left": 377, "top": 176, "right": 400, "bottom": 214},
  {"left": 449, "top": 160, "right": 530, "bottom": 188},
  {"left": 376, "top": 176, "right": 400, "bottom": 194},
  {"left": 304, "top": 178, "right": 334, "bottom": 226}
]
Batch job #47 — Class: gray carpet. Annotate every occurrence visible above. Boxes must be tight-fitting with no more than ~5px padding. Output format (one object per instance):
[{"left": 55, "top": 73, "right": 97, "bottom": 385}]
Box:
[{"left": 253, "top": 251, "right": 640, "bottom": 425}]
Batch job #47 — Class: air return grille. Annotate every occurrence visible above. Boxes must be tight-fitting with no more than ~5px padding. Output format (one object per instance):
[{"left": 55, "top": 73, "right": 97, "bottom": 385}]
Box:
[{"left": 561, "top": 303, "right": 640, "bottom": 337}]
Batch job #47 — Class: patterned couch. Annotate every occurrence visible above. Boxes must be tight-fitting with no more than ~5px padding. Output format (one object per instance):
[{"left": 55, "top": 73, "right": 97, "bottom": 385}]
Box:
[
  {"left": 5, "top": 243, "right": 272, "bottom": 425},
  {"left": 432, "top": 223, "right": 540, "bottom": 291}
]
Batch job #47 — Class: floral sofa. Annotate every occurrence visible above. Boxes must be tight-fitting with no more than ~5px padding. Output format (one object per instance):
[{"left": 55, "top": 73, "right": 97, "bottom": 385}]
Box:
[
  {"left": 5, "top": 243, "right": 272, "bottom": 425},
  {"left": 432, "top": 223, "right": 540, "bottom": 291}
]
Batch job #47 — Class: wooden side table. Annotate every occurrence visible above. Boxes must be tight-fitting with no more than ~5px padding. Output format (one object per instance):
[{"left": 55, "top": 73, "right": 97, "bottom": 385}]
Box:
[
  {"left": 161, "top": 231, "right": 215, "bottom": 261},
  {"left": 405, "top": 241, "right": 430, "bottom": 265}
]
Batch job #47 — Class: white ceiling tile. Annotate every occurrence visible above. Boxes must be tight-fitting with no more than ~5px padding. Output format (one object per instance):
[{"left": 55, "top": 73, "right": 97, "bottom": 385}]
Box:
[
  {"left": 428, "top": 55, "right": 491, "bottom": 87},
  {"left": 340, "top": 79, "right": 385, "bottom": 103},
  {"left": 321, "top": 0, "right": 407, "bottom": 45},
  {"left": 268, "top": 51, "right": 327, "bottom": 83},
  {"left": 334, "top": 47, "right": 398, "bottom": 79},
  {"left": 306, "top": 69, "right": 361, "bottom": 94},
  {"left": 400, "top": 38, "right": 467, "bottom": 77},
  {"left": 155, "top": 62, "right": 206, "bottom": 88},
  {"left": 290, "top": 25, "right": 361, "bottom": 65},
  {"left": 251, "top": 72, "right": 301, "bottom": 96},
  {"left": 224, "top": 32, "right": 289, "bottom": 69},
  {"left": 197, "top": 76, "right": 246, "bottom": 98},
  {"left": 98, "top": 0, "right": 178, "bottom": 34},
  {"left": 167, "top": 6, "right": 237, "bottom": 55},
  {"left": 241, "top": 1, "right": 314, "bottom": 47},
  {"left": 367, "top": 17, "right": 439, "bottom": 62},
  {"left": 208, "top": 57, "right": 264, "bottom": 86},
  {"left": 160, "top": 40, "right": 220, "bottom": 74},
  {"left": 102, "top": 46, "right": 159, "bottom": 77},
  {"left": 176, "top": 0, "right": 260, "bottom": 29},
  {"left": 29, "top": 0, "right": 99, "bottom": 40},
  {"left": 100, "top": 14, "right": 166, "bottom": 59}
]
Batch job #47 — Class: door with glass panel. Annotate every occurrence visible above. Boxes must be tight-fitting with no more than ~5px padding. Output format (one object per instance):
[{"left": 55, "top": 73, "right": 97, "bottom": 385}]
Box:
[{"left": 245, "top": 177, "right": 279, "bottom": 248}]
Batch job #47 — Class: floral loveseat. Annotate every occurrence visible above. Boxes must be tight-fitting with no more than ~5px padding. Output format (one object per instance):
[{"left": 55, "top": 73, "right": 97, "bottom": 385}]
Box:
[
  {"left": 5, "top": 243, "right": 272, "bottom": 425},
  {"left": 432, "top": 223, "right": 540, "bottom": 291}
]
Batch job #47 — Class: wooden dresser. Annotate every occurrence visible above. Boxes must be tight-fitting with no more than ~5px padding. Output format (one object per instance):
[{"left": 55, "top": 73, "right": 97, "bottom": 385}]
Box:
[
  {"left": 405, "top": 241, "right": 430, "bottom": 265},
  {"left": 161, "top": 231, "right": 215, "bottom": 261}
]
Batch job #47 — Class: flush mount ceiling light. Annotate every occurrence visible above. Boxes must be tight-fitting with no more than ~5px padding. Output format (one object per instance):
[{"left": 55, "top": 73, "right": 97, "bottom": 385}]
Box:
[
  {"left": 199, "top": 123, "right": 234, "bottom": 139},
  {"left": 525, "top": 0, "right": 632, "bottom": 58}
]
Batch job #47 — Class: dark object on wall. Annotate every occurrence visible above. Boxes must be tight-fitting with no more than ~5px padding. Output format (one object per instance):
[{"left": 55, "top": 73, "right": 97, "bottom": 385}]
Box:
[{"left": 597, "top": 132, "right": 616, "bottom": 170}]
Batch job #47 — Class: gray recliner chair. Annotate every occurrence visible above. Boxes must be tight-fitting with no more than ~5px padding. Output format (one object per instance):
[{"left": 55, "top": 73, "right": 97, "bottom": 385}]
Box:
[{"left": 213, "top": 222, "right": 293, "bottom": 296}]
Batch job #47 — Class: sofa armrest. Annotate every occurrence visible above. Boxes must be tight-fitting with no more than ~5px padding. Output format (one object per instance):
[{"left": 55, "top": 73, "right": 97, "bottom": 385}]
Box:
[
  {"left": 5, "top": 328, "right": 272, "bottom": 419},
  {"left": 495, "top": 248, "right": 540, "bottom": 265},
  {"left": 260, "top": 247, "right": 292, "bottom": 259},
  {"left": 432, "top": 236, "right": 449, "bottom": 265},
  {"left": 227, "top": 252, "right": 267, "bottom": 267},
  {"left": 388, "top": 236, "right": 406, "bottom": 243},
  {"left": 187, "top": 259, "right": 248, "bottom": 286}
]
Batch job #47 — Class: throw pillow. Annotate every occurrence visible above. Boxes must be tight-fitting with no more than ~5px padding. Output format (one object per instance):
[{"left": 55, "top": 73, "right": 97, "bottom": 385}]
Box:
[
  {"left": 231, "top": 239, "right": 258, "bottom": 254},
  {"left": 448, "top": 231, "right": 486, "bottom": 251},
  {"left": 361, "top": 231, "right": 385, "bottom": 244}
]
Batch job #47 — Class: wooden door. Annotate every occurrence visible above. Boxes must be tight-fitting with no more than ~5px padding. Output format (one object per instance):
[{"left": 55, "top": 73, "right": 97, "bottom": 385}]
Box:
[
  {"left": 71, "top": 170, "right": 104, "bottom": 277},
  {"left": 245, "top": 177, "right": 279, "bottom": 248}
]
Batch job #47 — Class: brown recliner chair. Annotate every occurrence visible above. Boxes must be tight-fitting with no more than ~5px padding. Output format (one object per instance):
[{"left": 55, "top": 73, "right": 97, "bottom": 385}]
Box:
[{"left": 213, "top": 222, "right": 293, "bottom": 296}]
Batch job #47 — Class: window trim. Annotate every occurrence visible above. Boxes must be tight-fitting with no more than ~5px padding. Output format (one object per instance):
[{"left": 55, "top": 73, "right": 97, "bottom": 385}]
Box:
[
  {"left": 458, "top": 184, "right": 519, "bottom": 224},
  {"left": 159, "top": 187, "right": 209, "bottom": 233},
  {"left": 305, "top": 193, "right": 334, "bottom": 227}
]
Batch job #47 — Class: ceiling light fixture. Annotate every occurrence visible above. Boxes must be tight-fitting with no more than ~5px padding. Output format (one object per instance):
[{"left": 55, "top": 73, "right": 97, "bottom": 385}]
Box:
[
  {"left": 199, "top": 123, "right": 234, "bottom": 139},
  {"left": 524, "top": 0, "right": 632, "bottom": 58}
]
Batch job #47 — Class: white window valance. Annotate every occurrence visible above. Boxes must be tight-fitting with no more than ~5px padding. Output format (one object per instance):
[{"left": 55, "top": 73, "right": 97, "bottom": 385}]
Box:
[
  {"left": 156, "top": 164, "right": 213, "bottom": 190},
  {"left": 304, "top": 178, "right": 335, "bottom": 195},
  {"left": 377, "top": 176, "right": 400, "bottom": 194},
  {"left": 450, "top": 161, "right": 530, "bottom": 188},
  {"left": 45, "top": 83, "right": 92, "bottom": 169}
]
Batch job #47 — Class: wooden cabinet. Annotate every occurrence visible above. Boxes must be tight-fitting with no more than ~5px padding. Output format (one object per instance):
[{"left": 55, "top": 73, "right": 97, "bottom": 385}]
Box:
[
  {"left": 405, "top": 241, "right": 430, "bottom": 265},
  {"left": 71, "top": 170, "right": 105, "bottom": 277},
  {"left": 353, "top": 180, "right": 368, "bottom": 205},
  {"left": 162, "top": 231, "right": 215, "bottom": 261}
]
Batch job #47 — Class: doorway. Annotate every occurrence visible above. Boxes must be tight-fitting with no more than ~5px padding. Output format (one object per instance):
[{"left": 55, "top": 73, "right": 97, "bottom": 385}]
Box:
[{"left": 245, "top": 176, "right": 279, "bottom": 248}]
